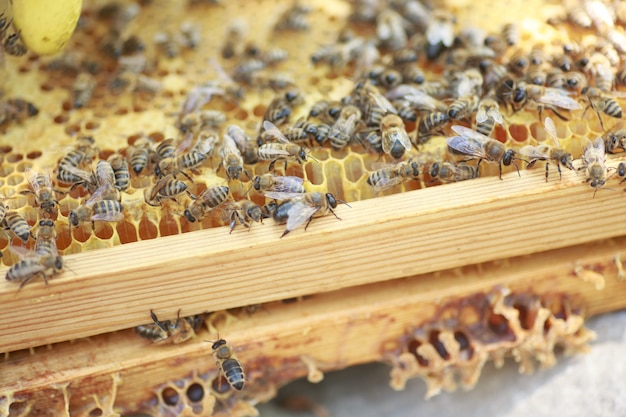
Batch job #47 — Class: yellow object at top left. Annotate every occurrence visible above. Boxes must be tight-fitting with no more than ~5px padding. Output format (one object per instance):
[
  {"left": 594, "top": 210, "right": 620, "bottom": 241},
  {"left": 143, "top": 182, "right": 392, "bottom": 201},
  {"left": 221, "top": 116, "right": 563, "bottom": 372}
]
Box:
[{"left": 11, "top": 0, "right": 82, "bottom": 55}]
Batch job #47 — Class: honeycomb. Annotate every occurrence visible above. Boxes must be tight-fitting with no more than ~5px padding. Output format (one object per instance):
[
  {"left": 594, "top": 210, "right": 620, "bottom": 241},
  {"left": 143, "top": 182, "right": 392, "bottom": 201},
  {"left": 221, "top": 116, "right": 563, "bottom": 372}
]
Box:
[
  {"left": 1, "top": 0, "right": 624, "bottom": 415},
  {"left": 387, "top": 287, "right": 594, "bottom": 399}
]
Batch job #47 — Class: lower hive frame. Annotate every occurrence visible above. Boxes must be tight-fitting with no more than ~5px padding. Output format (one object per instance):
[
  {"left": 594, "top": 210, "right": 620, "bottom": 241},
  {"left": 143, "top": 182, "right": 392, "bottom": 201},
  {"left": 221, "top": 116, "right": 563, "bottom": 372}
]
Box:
[{"left": 1, "top": 0, "right": 626, "bottom": 415}]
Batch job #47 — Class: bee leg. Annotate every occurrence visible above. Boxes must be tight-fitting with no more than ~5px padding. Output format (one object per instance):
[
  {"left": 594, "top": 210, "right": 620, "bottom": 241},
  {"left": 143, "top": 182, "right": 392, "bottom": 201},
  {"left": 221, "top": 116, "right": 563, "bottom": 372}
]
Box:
[
  {"left": 595, "top": 110, "right": 605, "bottom": 131},
  {"left": 303, "top": 215, "right": 315, "bottom": 231},
  {"left": 545, "top": 162, "right": 550, "bottom": 182},
  {"left": 556, "top": 163, "right": 562, "bottom": 182},
  {"left": 280, "top": 228, "right": 291, "bottom": 238},
  {"left": 548, "top": 107, "right": 569, "bottom": 122},
  {"left": 268, "top": 160, "right": 277, "bottom": 173},
  {"left": 180, "top": 170, "right": 194, "bottom": 183},
  {"left": 150, "top": 310, "right": 169, "bottom": 333}
]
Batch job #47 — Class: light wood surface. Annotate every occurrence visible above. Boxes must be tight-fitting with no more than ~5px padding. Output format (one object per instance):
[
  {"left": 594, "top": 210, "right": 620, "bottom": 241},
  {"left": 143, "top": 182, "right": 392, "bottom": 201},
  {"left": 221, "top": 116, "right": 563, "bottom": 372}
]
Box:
[
  {"left": 1, "top": 164, "right": 626, "bottom": 353},
  {"left": 2, "top": 233, "right": 626, "bottom": 413}
]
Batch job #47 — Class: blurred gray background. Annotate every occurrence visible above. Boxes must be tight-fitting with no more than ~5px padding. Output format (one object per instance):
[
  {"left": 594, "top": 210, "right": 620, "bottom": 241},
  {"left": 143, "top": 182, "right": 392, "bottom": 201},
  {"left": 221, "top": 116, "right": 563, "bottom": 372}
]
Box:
[{"left": 258, "top": 311, "right": 626, "bottom": 417}]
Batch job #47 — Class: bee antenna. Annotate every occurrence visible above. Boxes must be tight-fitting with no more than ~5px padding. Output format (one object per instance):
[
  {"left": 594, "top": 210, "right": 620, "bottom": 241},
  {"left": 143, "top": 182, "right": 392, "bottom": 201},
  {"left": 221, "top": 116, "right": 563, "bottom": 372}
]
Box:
[
  {"left": 338, "top": 199, "right": 352, "bottom": 208},
  {"left": 63, "top": 259, "right": 77, "bottom": 276},
  {"left": 308, "top": 154, "right": 320, "bottom": 164}
]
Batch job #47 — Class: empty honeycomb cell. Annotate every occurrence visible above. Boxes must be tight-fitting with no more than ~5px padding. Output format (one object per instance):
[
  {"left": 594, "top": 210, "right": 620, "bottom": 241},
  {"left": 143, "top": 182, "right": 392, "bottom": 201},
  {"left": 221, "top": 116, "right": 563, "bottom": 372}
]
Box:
[
  {"left": 211, "top": 376, "right": 231, "bottom": 395},
  {"left": 26, "top": 151, "right": 42, "bottom": 160},
  {"left": 64, "top": 124, "right": 81, "bottom": 136},
  {"left": 133, "top": 105, "right": 146, "bottom": 113},
  {"left": 407, "top": 339, "right": 429, "bottom": 366},
  {"left": 186, "top": 383, "right": 204, "bottom": 402},
  {"left": 138, "top": 217, "right": 159, "bottom": 240},
  {"left": 486, "top": 312, "right": 515, "bottom": 341},
  {"left": 85, "top": 121, "right": 100, "bottom": 130},
  {"left": 18, "top": 65, "right": 30, "bottom": 74},
  {"left": 54, "top": 114, "right": 69, "bottom": 124},
  {"left": 62, "top": 100, "right": 72, "bottom": 111},
  {"left": 512, "top": 301, "right": 538, "bottom": 330},
  {"left": 114, "top": 108, "right": 129, "bottom": 116},
  {"left": 428, "top": 330, "right": 451, "bottom": 360},
  {"left": 116, "top": 221, "right": 139, "bottom": 244},
  {"left": 0, "top": 164, "right": 14, "bottom": 177},
  {"left": 98, "top": 149, "right": 116, "bottom": 160},
  {"left": 6, "top": 174, "right": 25, "bottom": 186},
  {"left": 569, "top": 119, "right": 590, "bottom": 137},
  {"left": 6, "top": 153, "right": 24, "bottom": 163},
  {"left": 342, "top": 154, "right": 363, "bottom": 183},
  {"left": 161, "top": 386, "right": 180, "bottom": 407},
  {"left": 149, "top": 132, "right": 165, "bottom": 142},
  {"left": 0, "top": 145, "right": 12, "bottom": 154},
  {"left": 509, "top": 124, "right": 528, "bottom": 142},
  {"left": 89, "top": 407, "right": 103, "bottom": 416},
  {"left": 40, "top": 83, "right": 54, "bottom": 92},
  {"left": 453, "top": 331, "right": 473, "bottom": 359},
  {"left": 16, "top": 161, "right": 34, "bottom": 172},
  {"left": 529, "top": 121, "right": 545, "bottom": 141},
  {"left": 68, "top": 185, "right": 89, "bottom": 200},
  {"left": 234, "top": 108, "right": 248, "bottom": 120},
  {"left": 322, "top": 160, "right": 344, "bottom": 198}
]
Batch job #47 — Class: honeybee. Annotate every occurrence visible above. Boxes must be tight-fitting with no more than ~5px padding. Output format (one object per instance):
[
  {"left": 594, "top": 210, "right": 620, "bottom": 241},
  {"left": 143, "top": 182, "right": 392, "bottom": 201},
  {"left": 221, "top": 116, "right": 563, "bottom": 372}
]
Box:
[
  {"left": 71, "top": 72, "right": 96, "bottom": 109},
  {"left": 501, "top": 23, "right": 519, "bottom": 46},
  {"left": 475, "top": 96, "right": 504, "bottom": 137},
  {"left": 386, "top": 85, "right": 447, "bottom": 113},
  {"left": 192, "top": 129, "right": 219, "bottom": 157},
  {"left": 580, "top": 137, "right": 609, "bottom": 197},
  {"left": 180, "top": 84, "right": 225, "bottom": 118},
  {"left": 263, "top": 97, "right": 292, "bottom": 126},
  {"left": 358, "top": 129, "right": 383, "bottom": 154},
  {"left": 108, "top": 154, "right": 130, "bottom": 192},
  {"left": 581, "top": 86, "right": 623, "bottom": 129},
  {"left": 136, "top": 310, "right": 205, "bottom": 344},
  {"left": 447, "top": 68, "right": 483, "bottom": 98},
  {"left": 602, "top": 123, "right": 626, "bottom": 153},
  {"left": 129, "top": 137, "right": 153, "bottom": 174},
  {"left": 58, "top": 136, "right": 98, "bottom": 179},
  {"left": 4, "top": 31, "right": 27, "bottom": 56},
  {"left": 429, "top": 162, "right": 478, "bottom": 183},
  {"left": 69, "top": 190, "right": 124, "bottom": 227},
  {"left": 417, "top": 111, "right": 449, "bottom": 143},
  {"left": 518, "top": 117, "right": 575, "bottom": 181},
  {"left": 224, "top": 200, "right": 265, "bottom": 233},
  {"left": 274, "top": 1, "right": 311, "bottom": 31},
  {"left": 156, "top": 149, "right": 206, "bottom": 181},
  {"left": 507, "top": 49, "right": 529, "bottom": 76},
  {"left": 497, "top": 79, "right": 582, "bottom": 120},
  {"left": 259, "top": 121, "right": 313, "bottom": 172},
  {"left": 265, "top": 191, "right": 345, "bottom": 238},
  {"left": 154, "top": 31, "right": 180, "bottom": 58},
  {"left": 367, "top": 158, "right": 421, "bottom": 191},
  {"left": 180, "top": 22, "right": 200, "bottom": 49},
  {"left": 221, "top": 18, "right": 246, "bottom": 59},
  {"left": 252, "top": 173, "right": 305, "bottom": 194},
  {"left": 0, "top": 98, "right": 39, "bottom": 126},
  {"left": 2, "top": 211, "right": 31, "bottom": 243},
  {"left": 24, "top": 169, "right": 58, "bottom": 217},
  {"left": 226, "top": 124, "right": 258, "bottom": 165},
  {"left": 376, "top": 9, "right": 407, "bottom": 50},
  {"left": 425, "top": 9, "right": 456, "bottom": 60},
  {"left": 446, "top": 125, "right": 520, "bottom": 179},
  {"left": 368, "top": 89, "right": 412, "bottom": 159},
  {"left": 5, "top": 246, "right": 64, "bottom": 289},
  {"left": 34, "top": 219, "right": 58, "bottom": 256},
  {"left": 327, "top": 105, "right": 361, "bottom": 150},
  {"left": 220, "top": 132, "right": 249, "bottom": 181},
  {"left": 183, "top": 185, "right": 230, "bottom": 223},
  {"left": 145, "top": 174, "right": 191, "bottom": 206},
  {"left": 211, "top": 339, "right": 245, "bottom": 391},
  {"left": 447, "top": 95, "right": 479, "bottom": 120}
]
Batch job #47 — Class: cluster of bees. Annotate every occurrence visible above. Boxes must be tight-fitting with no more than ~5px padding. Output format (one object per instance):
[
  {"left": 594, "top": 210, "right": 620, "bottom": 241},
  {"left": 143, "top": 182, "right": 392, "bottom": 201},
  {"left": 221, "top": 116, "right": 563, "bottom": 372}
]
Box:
[{"left": 2, "top": 0, "right": 626, "bottom": 292}]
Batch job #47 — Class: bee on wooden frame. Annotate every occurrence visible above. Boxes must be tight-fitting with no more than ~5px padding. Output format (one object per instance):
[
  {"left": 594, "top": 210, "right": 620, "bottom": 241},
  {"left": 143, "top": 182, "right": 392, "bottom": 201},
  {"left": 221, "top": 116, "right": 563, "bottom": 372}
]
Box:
[{"left": 136, "top": 310, "right": 205, "bottom": 344}]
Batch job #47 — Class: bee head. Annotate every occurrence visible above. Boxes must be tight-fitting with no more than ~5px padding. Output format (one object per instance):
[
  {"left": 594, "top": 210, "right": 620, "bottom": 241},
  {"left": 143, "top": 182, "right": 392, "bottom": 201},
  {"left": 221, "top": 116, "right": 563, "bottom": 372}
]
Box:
[
  {"left": 503, "top": 149, "right": 517, "bottom": 166},
  {"left": 183, "top": 209, "right": 196, "bottom": 223},
  {"left": 69, "top": 211, "right": 79, "bottom": 227},
  {"left": 430, "top": 162, "right": 440, "bottom": 177},
  {"left": 325, "top": 193, "right": 338, "bottom": 209}
]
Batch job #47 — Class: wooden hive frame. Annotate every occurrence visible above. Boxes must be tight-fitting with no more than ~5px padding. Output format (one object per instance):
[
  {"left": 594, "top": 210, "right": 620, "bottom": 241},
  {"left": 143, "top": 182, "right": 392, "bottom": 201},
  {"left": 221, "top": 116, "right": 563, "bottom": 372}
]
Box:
[{"left": 1, "top": 0, "right": 626, "bottom": 415}]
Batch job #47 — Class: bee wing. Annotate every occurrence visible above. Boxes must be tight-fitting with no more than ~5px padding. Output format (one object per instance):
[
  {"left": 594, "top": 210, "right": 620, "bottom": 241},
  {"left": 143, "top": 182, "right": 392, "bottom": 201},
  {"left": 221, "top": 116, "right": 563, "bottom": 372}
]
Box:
[
  {"left": 372, "top": 176, "right": 403, "bottom": 191},
  {"left": 451, "top": 125, "right": 490, "bottom": 141},
  {"left": 273, "top": 176, "right": 304, "bottom": 192},
  {"left": 487, "top": 107, "right": 503, "bottom": 124},
  {"left": 543, "top": 116, "right": 561, "bottom": 147},
  {"left": 25, "top": 169, "right": 51, "bottom": 195},
  {"left": 446, "top": 135, "right": 486, "bottom": 158},
  {"left": 518, "top": 144, "right": 550, "bottom": 159},
  {"left": 263, "top": 120, "right": 290, "bottom": 144},
  {"left": 8, "top": 245, "right": 41, "bottom": 260},
  {"left": 220, "top": 133, "right": 242, "bottom": 157},
  {"left": 259, "top": 144, "right": 290, "bottom": 156},
  {"left": 475, "top": 106, "right": 488, "bottom": 123},
  {"left": 91, "top": 211, "right": 124, "bottom": 222},
  {"left": 537, "top": 90, "right": 583, "bottom": 110},
  {"left": 264, "top": 191, "right": 304, "bottom": 200},
  {"left": 404, "top": 93, "right": 445, "bottom": 112},
  {"left": 368, "top": 89, "right": 397, "bottom": 114},
  {"left": 383, "top": 129, "right": 412, "bottom": 154},
  {"left": 60, "top": 164, "right": 92, "bottom": 182},
  {"left": 285, "top": 202, "right": 319, "bottom": 233}
]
